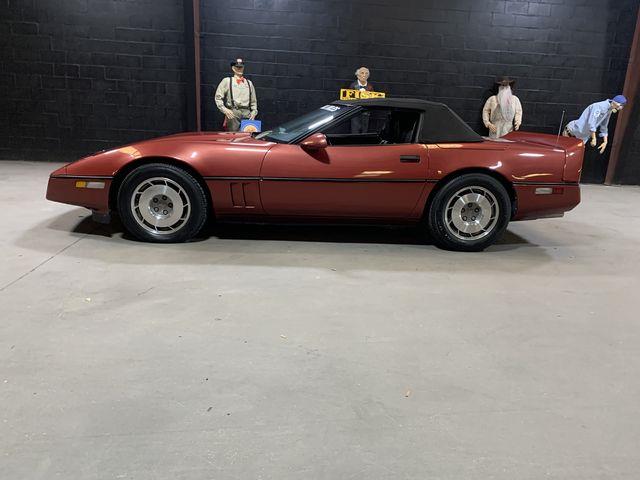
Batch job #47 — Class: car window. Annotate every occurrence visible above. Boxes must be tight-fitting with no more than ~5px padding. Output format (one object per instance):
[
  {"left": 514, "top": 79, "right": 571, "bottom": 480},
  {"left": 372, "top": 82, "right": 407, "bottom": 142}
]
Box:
[{"left": 322, "top": 108, "right": 421, "bottom": 146}]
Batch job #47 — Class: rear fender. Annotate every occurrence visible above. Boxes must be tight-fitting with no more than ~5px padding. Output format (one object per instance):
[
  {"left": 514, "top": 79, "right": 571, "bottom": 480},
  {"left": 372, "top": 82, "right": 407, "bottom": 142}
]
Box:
[
  {"left": 563, "top": 139, "right": 585, "bottom": 183},
  {"left": 503, "top": 131, "right": 585, "bottom": 183}
]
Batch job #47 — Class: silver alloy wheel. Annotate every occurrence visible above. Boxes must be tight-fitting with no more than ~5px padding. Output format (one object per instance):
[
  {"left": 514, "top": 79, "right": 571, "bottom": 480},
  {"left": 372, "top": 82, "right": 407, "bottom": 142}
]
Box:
[
  {"left": 130, "top": 177, "right": 191, "bottom": 235},
  {"left": 444, "top": 186, "right": 499, "bottom": 241}
]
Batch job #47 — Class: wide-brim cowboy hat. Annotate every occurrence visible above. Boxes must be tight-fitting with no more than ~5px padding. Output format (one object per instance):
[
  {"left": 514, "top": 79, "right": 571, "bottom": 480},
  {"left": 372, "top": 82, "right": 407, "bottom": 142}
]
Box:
[{"left": 496, "top": 76, "right": 516, "bottom": 86}]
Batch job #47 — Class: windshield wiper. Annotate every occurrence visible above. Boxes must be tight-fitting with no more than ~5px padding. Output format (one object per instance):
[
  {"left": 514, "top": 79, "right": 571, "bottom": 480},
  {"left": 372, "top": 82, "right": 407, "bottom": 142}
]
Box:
[{"left": 255, "top": 130, "right": 273, "bottom": 140}]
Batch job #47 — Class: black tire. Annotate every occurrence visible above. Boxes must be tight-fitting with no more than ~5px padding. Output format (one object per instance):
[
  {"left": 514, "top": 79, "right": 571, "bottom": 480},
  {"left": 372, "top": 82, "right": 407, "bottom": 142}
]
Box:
[
  {"left": 426, "top": 173, "right": 511, "bottom": 252},
  {"left": 117, "top": 163, "right": 209, "bottom": 243}
]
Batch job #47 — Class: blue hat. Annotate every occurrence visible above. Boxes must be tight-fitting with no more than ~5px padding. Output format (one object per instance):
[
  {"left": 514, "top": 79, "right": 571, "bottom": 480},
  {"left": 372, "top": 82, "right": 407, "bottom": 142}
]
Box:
[{"left": 612, "top": 95, "right": 627, "bottom": 105}]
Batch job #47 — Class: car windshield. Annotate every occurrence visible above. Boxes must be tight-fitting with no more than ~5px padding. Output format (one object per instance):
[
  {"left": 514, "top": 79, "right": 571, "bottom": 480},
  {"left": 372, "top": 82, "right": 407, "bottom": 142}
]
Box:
[{"left": 255, "top": 104, "right": 355, "bottom": 143}]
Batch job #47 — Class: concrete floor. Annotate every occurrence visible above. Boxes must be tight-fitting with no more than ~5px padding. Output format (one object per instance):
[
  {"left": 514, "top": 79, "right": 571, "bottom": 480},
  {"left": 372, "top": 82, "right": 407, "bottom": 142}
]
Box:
[{"left": 1, "top": 161, "right": 640, "bottom": 479}]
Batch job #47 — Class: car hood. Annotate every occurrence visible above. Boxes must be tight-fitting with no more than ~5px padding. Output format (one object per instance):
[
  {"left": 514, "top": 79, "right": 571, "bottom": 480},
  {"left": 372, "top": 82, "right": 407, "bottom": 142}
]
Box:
[
  {"left": 147, "top": 131, "right": 269, "bottom": 146},
  {"left": 56, "top": 131, "right": 275, "bottom": 178}
]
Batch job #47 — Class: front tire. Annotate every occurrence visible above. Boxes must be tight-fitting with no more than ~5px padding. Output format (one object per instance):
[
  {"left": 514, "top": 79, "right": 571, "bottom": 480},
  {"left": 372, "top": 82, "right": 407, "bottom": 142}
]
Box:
[
  {"left": 427, "top": 174, "right": 511, "bottom": 251},
  {"left": 117, "top": 163, "right": 208, "bottom": 243}
]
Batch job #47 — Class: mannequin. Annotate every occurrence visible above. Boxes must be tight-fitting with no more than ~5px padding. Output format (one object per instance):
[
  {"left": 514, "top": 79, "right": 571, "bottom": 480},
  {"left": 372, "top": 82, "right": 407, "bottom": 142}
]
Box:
[
  {"left": 349, "top": 67, "right": 375, "bottom": 133},
  {"left": 349, "top": 67, "right": 374, "bottom": 92},
  {"left": 214, "top": 58, "right": 258, "bottom": 131},
  {"left": 563, "top": 95, "right": 627, "bottom": 154},
  {"left": 482, "top": 77, "right": 523, "bottom": 138}
]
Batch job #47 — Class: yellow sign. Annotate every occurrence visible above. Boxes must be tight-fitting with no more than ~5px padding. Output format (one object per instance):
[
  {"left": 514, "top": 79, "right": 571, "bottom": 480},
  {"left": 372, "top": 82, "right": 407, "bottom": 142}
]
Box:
[{"left": 340, "top": 88, "right": 386, "bottom": 100}]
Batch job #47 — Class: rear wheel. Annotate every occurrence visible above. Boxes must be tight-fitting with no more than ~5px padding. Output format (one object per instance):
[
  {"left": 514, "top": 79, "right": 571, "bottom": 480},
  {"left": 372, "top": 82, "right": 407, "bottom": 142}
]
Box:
[
  {"left": 117, "top": 163, "right": 208, "bottom": 242},
  {"left": 427, "top": 174, "right": 511, "bottom": 251}
]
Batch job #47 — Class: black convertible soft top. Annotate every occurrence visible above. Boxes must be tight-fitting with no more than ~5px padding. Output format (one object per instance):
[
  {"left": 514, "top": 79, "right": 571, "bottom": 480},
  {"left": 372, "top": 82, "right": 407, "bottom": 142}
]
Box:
[{"left": 332, "top": 98, "right": 483, "bottom": 144}]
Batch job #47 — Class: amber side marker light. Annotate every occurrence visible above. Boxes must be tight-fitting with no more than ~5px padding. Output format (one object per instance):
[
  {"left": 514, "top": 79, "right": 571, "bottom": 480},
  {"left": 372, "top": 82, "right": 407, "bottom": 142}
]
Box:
[{"left": 75, "top": 181, "right": 105, "bottom": 189}]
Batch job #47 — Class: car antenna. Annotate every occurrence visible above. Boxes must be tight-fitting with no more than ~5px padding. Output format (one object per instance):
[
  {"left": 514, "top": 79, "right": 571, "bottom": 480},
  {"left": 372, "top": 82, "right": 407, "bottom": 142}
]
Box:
[{"left": 556, "top": 110, "right": 566, "bottom": 145}]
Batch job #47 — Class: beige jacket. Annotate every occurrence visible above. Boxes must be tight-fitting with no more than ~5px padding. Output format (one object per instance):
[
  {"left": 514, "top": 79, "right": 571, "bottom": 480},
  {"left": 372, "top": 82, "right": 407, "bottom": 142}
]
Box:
[
  {"left": 215, "top": 77, "right": 258, "bottom": 117},
  {"left": 482, "top": 95, "right": 523, "bottom": 138}
]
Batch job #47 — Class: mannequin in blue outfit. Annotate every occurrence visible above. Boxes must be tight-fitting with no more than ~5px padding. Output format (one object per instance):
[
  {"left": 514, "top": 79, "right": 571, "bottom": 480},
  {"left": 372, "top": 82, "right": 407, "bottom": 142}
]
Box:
[{"left": 563, "top": 95, "right": 628, "bottom": 154}]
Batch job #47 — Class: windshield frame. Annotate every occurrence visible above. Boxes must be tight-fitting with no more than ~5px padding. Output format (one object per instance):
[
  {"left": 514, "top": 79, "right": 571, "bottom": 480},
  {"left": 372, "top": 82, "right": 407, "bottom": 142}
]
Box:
[{"left": 256, "top": 103, "right": 362, "bottom": 144}]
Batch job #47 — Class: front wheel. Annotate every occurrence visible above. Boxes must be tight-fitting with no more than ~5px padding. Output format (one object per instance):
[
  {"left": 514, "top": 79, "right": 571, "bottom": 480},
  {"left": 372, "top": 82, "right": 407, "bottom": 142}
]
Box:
[
  {"left": 117, "top": 163, "right": 209, "bottom": 243},
  {"left": 426, "top": 174, "right": 511, "bottom": 252}
]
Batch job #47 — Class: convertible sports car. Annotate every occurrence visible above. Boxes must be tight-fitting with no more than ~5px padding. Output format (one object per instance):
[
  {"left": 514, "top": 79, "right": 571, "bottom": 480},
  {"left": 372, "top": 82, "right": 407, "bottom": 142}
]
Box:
[{"left": 47, "top": 98, "right": 584, "bottom": 251}]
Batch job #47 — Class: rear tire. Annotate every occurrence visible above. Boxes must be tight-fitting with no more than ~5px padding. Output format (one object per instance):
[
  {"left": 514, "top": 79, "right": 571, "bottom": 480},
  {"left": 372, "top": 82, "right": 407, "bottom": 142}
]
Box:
[
  {"left": 117, "top": 163, "right": 208, "bottom": 243},
  {"left": 426, "top": 174, "right": 511, "bottom": 252}
]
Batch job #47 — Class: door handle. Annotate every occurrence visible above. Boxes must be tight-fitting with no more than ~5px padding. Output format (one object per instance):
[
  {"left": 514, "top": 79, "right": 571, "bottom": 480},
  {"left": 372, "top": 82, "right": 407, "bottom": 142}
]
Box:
[{"left": 400, "top": 155, "right": 420, "bottom": 163}]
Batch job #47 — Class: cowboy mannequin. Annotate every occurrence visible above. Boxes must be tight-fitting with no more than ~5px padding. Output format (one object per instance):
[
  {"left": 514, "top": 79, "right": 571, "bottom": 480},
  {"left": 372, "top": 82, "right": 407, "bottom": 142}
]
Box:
[
  {"left": 214, "top": 58, "right": 258, "bottom": 132},
  {"left": 482, "top": 76, "right": 523, "bottom": 138},
  {"left": 562, "top": 95, "right": 627, "bottom": 154},
  {"left": 349, "top": 66, "right": 375, "bottom": 92}
]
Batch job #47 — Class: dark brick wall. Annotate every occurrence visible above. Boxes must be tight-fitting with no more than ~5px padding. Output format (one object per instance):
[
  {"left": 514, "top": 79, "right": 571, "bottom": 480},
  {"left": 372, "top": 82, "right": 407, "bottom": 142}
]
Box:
[
  {"left": 1, "top": 0, "right": 639, "bottom": 184},
  {"left": 201, "top": 0, "right": 639, "bottom": 183},
  {"left": 0, "top": 0, "right": 186, "bottom": 162}
]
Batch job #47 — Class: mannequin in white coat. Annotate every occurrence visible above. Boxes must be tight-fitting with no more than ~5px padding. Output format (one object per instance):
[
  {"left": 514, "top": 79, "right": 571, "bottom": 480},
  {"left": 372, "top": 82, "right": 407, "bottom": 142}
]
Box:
[{"left": 482, "top": 77, "right": 523, "bottom": 138}]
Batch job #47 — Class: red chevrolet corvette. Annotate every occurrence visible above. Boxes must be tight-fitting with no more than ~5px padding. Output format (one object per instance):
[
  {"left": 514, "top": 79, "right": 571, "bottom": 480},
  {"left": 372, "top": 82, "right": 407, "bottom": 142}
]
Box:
[{"left": 47, "top": 98, "right": 584, "bottom": 251}]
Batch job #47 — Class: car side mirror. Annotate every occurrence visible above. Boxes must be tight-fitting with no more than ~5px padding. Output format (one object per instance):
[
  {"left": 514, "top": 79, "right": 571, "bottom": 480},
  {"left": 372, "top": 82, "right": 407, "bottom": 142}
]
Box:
[{"left": 300, "top": 133, "right": 328, "bottom": 151}]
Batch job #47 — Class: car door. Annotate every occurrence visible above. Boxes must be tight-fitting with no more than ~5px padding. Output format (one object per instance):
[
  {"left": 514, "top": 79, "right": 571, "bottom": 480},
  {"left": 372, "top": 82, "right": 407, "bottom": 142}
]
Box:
[{"left": 259, "top": 108, "right": 429, "bottom": 218}]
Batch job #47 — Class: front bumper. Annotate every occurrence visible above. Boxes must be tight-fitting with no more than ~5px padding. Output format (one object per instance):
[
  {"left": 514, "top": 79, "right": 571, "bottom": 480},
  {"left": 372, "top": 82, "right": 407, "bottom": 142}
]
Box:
[{"left": 46, "top": 175, "right": 113, "bottom": 216}]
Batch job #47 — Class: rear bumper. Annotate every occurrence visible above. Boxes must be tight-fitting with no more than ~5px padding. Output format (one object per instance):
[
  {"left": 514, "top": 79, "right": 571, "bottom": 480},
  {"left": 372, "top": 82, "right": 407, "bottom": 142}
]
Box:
[
  {"left": 512, "top": 183, "right": 580, "bottom": 221},
  {"left": 46, "top": 175, "right": 112, "bottom": 215}
]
